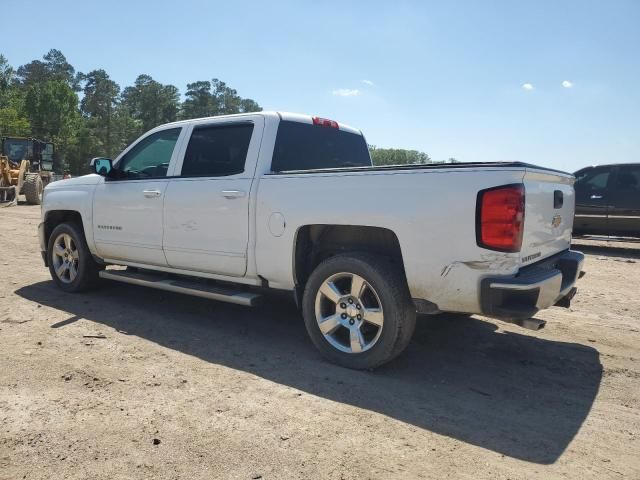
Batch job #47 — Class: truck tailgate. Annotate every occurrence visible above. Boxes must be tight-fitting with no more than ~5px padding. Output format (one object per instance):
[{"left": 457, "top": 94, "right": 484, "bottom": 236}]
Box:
[{"left": 520, "top": 168, "right": 575, "bottom": 264}]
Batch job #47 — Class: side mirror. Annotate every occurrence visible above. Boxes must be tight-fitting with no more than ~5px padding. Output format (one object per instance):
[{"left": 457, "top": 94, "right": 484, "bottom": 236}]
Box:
[{"left": 90, "top": 157, "right": 113, "bottom": 176}]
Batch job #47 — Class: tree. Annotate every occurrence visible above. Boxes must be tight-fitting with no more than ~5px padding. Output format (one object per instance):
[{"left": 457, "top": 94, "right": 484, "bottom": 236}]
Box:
[
  {"left": 0, "top": 55, "right": 31, "bottom": 136},
  {"left": 369, "top": 147, "right": 431, "bottom": 166},
  {"left": 24, "top": 79, "right": 80, "bottom": 171},
  {"left": 182, "top": 80, "right": 213, "bottom": 119},
  {"left": 432, "top": 157, "right": 461, "bottom": 164},
  {"left": 239, "top": 98, "right": 261, "bottom": 113},
  {"left": 181, "top": 79, "right": 262, "bottom": 119},
  {"left": 111, "top": 103, "right": 142, "bottom": 153},
  {"left": 0, "top": 54, "right": 14, "bottom": 105},
  {"left": 121, "top": 74, "right": 180, "bottom": 132},
  {"left": 1, "top": 49, "right": 264, "bottom": 174},
  {"left": 24, "top": 80, "right": 78, "bottom": 138},
  {"left": 80, "top": 69, "right": 120, "bottom": 156},
  {"left": 0, "top": 107, "right": 31, "bottom": 137},
  {"left": 17, "top": 49, "right": 79, "bottom": 90}
]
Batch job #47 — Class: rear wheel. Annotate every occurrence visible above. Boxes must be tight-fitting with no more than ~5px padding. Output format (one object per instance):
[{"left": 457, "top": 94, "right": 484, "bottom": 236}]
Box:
[
  {"left": 23, "top": 174, "right": 43, "bottom": 205},
  {"left": 302, "top": 253, "right": 416, "bottom": 369},
  {"left": 47, "top": 222, "right": 102, "bottom": 292}
]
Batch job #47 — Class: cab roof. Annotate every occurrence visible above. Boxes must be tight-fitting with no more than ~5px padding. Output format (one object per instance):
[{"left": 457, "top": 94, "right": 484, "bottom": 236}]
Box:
[{"left": 160, "top": 111, "right": 362, "bottom": 135}]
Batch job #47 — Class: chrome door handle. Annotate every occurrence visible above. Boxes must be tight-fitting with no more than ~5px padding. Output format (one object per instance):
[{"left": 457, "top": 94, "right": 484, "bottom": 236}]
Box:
[
  {"left": 143, "top": 189, "right": 162, "bottom": 198},
  {"left": 590, "top": 194, "right": 603, "bottom": 200},
  {"left": 222, "top": 190, "right": 246, "bottom": 199}
]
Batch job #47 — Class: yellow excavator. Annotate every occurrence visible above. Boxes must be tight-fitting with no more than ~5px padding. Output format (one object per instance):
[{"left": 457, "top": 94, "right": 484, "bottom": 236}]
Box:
[{"left": 0, "top": 137, "right": 55, "bottom": 207}]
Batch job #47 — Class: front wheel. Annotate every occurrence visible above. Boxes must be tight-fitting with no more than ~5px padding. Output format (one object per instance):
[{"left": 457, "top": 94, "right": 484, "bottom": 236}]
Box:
[
  {"left": 23, "top": 174, "right": 43, "bottom": 205},
  {"left": 302, "top": 253, "right": 416, "bottom": 370},
  {"left": 47, "top": 222, "right": 102, "bottom": 292}
]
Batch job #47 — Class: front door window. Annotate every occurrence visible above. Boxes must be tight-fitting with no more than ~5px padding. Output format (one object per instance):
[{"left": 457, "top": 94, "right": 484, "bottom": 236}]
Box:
[{"left": 116, "top": 128, "right": 181, "bottom": 179}]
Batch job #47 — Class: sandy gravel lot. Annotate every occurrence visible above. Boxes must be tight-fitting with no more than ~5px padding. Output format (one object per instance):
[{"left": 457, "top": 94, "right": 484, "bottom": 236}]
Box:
[{"left": 1, "top": 205, "right": 639, "bottom": 479}]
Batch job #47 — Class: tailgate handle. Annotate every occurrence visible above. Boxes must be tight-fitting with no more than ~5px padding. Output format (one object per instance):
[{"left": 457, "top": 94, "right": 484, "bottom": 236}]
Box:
[{"left": 554, "top": 190, "right": 563, "bottom": 209}]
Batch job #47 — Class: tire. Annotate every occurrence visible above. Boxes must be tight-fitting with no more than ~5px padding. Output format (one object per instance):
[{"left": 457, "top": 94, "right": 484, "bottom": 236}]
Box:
[
  {"left": 302, "top": 253, "right": 416, "bottom": 370},
  {"left": 23, "top": 174, "right": 43, "bottom": 205},
  {"left": 47, "top": 222, "right": 102, "bottom": 292}
]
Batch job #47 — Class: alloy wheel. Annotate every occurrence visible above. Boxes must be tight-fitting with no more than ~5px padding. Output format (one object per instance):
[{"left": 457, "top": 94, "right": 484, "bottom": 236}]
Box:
[
  {"left": 51, "top": 233, "right": 79, "bottom": 284},
  {"left": 314, "top": 272, "right": 384, "bottom": 354}
]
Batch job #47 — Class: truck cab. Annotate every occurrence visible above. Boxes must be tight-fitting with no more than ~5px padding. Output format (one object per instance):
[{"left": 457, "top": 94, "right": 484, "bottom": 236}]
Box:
[{"left": 574, "top": 163, "right": 640, "bottom": 237}]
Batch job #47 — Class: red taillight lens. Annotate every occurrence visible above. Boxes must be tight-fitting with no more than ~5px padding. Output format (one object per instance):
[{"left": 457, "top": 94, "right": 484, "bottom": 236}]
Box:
[
  {"left": 476, "top": 184, "right": 525, "bottom": 252},
  {"left": 312, "top": 116, "right": 339, "bottom": 128}
]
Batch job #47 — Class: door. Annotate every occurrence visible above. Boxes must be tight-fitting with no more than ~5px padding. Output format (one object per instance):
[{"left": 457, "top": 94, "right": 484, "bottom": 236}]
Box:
[
  {"left": 607, "top": 165, "right": 640, "bottom": 236},
  {"left": 93, "top": 127, "right": 183, "bottom": 266},
  {"left": 163, "top": 117, "right": 263, "bottom": 276},
  {"left": 573, "top": 166, "right": 612, "bottom": 235}
]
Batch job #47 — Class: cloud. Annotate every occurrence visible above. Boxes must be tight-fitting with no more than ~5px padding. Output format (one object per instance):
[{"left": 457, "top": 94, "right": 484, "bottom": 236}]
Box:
[
  {"left": 361, "top": 80, "right": 374, "bottom": 86},
  {"left": 332, "top": 88, "right": 361, "bottom": 97},
  {"left": 522, "top": 83, "right": 534, "bottom": 91},
  {"left": 562, "top": 80, "right": 573, "bottom": 88}
]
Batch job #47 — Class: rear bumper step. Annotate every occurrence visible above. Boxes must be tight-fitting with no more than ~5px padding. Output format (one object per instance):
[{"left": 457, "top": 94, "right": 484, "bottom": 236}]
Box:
[{"left": 99, "top": 269, "right": 262, "bottom": 307}]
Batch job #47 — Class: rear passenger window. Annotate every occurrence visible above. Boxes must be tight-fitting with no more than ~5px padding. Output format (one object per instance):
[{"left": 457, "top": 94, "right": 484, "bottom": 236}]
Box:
[
  {"left": 614, "top": 166, "right": 640, "bottom": 193},
  {"left": 181, "top": 123, "right": 254, "bottom": 177}
]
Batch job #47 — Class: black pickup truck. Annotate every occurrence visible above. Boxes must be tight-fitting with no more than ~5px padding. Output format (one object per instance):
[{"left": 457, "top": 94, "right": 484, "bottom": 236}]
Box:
[{"left": 574, "top": 163, "right": 640, "bottom": 237}]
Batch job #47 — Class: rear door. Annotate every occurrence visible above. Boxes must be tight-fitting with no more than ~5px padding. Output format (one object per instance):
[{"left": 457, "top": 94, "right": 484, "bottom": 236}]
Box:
[
  {"left": 573, "top": 166, "right": 613, "bottom": 235},
  {"left": 607, "top": 164, "right": 640, "bottom": 236},
  {"left": 162, "top": 116, "right": 264, "bottom": 276}
]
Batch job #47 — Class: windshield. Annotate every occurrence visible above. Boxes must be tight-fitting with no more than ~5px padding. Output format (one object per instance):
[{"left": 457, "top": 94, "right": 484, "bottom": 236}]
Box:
[{"left": 3, "top": 139, "right": 33, "bottom": 162}]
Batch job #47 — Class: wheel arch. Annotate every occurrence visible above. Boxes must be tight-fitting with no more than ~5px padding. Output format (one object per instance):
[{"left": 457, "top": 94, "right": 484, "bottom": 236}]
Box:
[
  {"left": 43, "top": 210, "right": 85, "bottom": 251},
  {"left": 292, "top": 224, "right": 407, "bottom": 304}
]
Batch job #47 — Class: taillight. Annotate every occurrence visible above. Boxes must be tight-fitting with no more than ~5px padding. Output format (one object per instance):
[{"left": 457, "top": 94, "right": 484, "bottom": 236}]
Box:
[
  {"left": 476, "top": 184, "right": 525, "bottom": 252},
  {"left": 312, "top": 116, "right": 339, "bottom": 129}
]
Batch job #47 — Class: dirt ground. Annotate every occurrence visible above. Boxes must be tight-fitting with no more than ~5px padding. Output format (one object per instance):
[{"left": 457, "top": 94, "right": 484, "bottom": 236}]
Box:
[{"left": 1, "top": 205, "right": 639, "bottom": 480}]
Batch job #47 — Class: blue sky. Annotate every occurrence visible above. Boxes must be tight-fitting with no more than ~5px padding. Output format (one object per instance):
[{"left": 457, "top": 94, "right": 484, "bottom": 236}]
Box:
[{"left": 3, "top": 0, "right": 639, "bottom": 172}]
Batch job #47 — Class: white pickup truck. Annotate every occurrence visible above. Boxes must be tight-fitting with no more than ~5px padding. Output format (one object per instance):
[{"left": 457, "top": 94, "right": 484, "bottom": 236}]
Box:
[{"left": 39, "top": 112, "right": 584, "bottom": 369}]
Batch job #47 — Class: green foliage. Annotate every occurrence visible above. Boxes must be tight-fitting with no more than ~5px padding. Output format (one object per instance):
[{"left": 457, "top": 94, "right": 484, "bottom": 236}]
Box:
[
  {"left": 182, "top": 80, "right": 215, "bottom": 118},
  {"left": 0, "top": 55, "right": 31, "bottom": 137},
  {"left": 369, "top": 147, "right": 431, "bottom": 166},
  {"left": 24, "top": 80, "right": 79, "bottom": 138},
  {"left": 0, "top": 49, "right": 262, "bottom": 175},
  {"left": 0, "top": 106, "right": 31, "bottom": 137},
  {"left": 23, "top": 79, "right": 80, "bottom": 172},
  {"left": 80, "top": 69, "right": 120, "bottom": 157},
  {"left": 17, "top": 49, "right": 79, "bottom": 91},
  {"left": 121, "top": 75, "right": 180, "bottom": 133},
  {"left": 181, "top": 78, "right": 263, "bottom": 119},
  {"left": 0, "top": 54, "right": 14, "bottom": 104},
  {"left": 369, "top": 147, "right": 461, "bottom": 166}
]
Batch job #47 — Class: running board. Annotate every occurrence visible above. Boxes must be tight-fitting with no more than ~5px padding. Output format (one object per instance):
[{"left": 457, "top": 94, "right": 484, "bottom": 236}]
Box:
[{"left": 99, "top": 269, "right": 262, "bottom": 306}]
